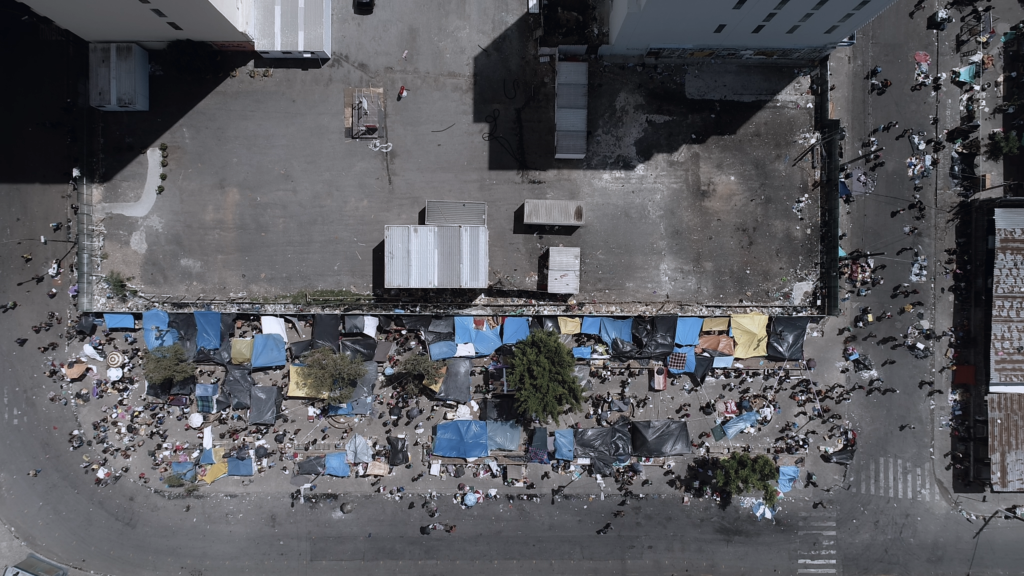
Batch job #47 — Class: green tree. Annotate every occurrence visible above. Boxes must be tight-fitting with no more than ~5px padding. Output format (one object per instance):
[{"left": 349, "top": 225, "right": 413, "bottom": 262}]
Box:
[
  {"left": 985, "top": 131, "right": 1021, "bottom": 162},
  {"left": 143, "top": 345, "right": 196, "bottom": 386},
  {"left": 105, "top": 271, "right": 137, "bottom": 301},
  {"left": 508, "top": 330, "right": 581, "bottom": 423},
  {"left": 299, "top": 347, "right": 368, "bottom": 404},
  {"left": 714, "top": 452, "right": 779, "bottom": 508},
  {"left": 396, "top": 354, "right": 442, "bottom": 390}
]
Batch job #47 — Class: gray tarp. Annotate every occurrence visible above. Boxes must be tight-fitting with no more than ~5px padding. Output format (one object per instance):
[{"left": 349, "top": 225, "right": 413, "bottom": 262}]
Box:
[
  {"left": 296, "top": 456, "right": 326, "bottom": 475},
  {"left": 631, "top": 420, "right": 691, "bottom": 457},
  {"left": 249, "top": 386, "right": 281, "bottom": 426},
  {"left": 340, "top": 335, "right": 377, "bottom": 362},
  {"left": 345, "top": 434, "right": 373, "bottom": 463},
  {"left": 222, "top": 365, "right": 254, "bottom": 409},
  {"left": 352, "top": 361, "right": 378, "bottom": 399},
  {"left": 574, "top": 422, "right": 632, "bottom": 475},
  {"left": 436, "top": 358, "right": 472, "bottom": 403},
  {"left": 487, "top": 420, "right": 523, "bottom": 451},
  {"left": 312, "top": 314, "right": 341, "bottom": 351},
  {"left": 766, "top": 317, "right": 811, "bottom": 361}
]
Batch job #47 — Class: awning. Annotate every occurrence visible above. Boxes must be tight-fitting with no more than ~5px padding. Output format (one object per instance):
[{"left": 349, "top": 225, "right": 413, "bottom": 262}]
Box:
[
  {"left": 554, "top": 429, "right": 575, "bottom": 460},
  {"left": 675, "top": 317, "right": 702, "bottom": 346},
  {"left": 702, "top": 317, "right": 730, "bottom": 332},
  {"left": 558, "top": 317, "right": 581, "bottom": 334},
  {"left": 260, "top": 316, "right": 288, "bottom": 343}
]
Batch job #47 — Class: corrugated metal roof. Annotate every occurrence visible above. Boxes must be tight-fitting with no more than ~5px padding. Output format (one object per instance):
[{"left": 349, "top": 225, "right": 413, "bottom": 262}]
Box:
[
  {"left": 88, "top": 44, "right": 110, "bottom": 106},
  {"left": 555, "top": 61, "right": 588, "bottom": 159},
  {"left": 557, "top": 84, "right": 588, "bottom": 109},
  {"left": 555, "top": 108, "right": 588, "bottom": 132},
  {"left": 384, "top": 225, "right": 488, "bottom": 289},
  {"left": 557, "top": 61, "right": 588, "bottom": 85},
  {"left": 253, "top": 0, "right": 330, "bottom": 53},
  {"left": 548, "top": 270, "right": 580, "bottom": 294},
  {"left": 989, "top": 393, "right": 1024, "bottom": 491},
  {"left": 524, "top": 200, "right": 586, "bottom": 225},
  {"left": 991, "top": 209, "right": 1024, "bottom": 386},
  {"left": 549, "top": 247, "right": 581, "bottom": 270},
  {"left": 555, "top": 131, "right": 587, "bottom": 159},
  {"left": 425, "top": 200, "right": 487, "bottom": 226},
  {"left": 548, "top": 247, "right": 581, "bottom": 294}
]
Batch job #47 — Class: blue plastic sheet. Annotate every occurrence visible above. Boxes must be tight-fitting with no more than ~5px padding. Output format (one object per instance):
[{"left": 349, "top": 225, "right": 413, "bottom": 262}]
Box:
[
  {"left": 324, "top": 452, "right": 351, "bottom": 477},
  {"left": 170, "top": 462, "right": 196, "bottom": 482},
  {"left": 429, "top": 341, "right": 457, "bottom": 360},
  {"left": 599, "top": 318, "right": 632, "bottom": 347},
  {"left": 433, "top": 421, "right": 489, "bottom": 459},
  {"left": 143, "top": 310, "right": 179, "bottom": 350},
  {"left": 713, "top": 355, "right": 735, "bottom": 368},
  {"left": 580, "top": 316, "right": 601, "bottom": 335},
  {"left": 199, "top": 449, "right": 217, "bottom": 465},
  {"left": 572, "top": 346, "right": 592, "bottom": 358},
  {"left": 227, "top": 456, "right": 255, "bottom": 476},
  {"left": 326, "top": 404, "right": 352, "bottom": 416},
  {"left": 675, "top": 317, "right": 703, "bottom": 346},
  {"left": 196, "top": 383, "right": 218, "bottom": 397},
  {"left": 471, "top": 326, "right": 502, "bottom": 356},
  {"left": 104, "top": 313, "right": 135, "bottom": 330},
  {"left": 722, "top": 411, "right": 759, "bottom": 439},
  {"left": 252, "top": 334, "right": 287, "bottom": 368},
  {"left": 454, "top": 317, "right": 475, "bottom": 344},
  {"left": 501, "top": 317, "right": 530, "bottom": 345},
  {"left": 554, "top": 429, "right": 575, "bottom": 461},
  {"left": 777, "top": 466, "right": 800, "bottom": 493},
  {"left": 194, "top": 311, "right": 222, "bottom": 349}
]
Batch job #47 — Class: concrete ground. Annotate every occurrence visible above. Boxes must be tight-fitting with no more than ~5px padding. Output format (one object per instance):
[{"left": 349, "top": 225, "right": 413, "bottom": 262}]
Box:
[{"left": 86, "top": 0, "right": 819, "bottom": 309}]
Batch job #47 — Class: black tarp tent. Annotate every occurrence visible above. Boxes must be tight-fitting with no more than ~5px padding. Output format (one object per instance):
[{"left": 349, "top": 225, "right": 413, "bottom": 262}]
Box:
[
  {"left": 481, "top": 397, "right": 516, "bottom": 421},
  {"left": 339, "top": 335, "right": 377, "bottom": 362},
  {"left": 387, "top": 436, "right": 410, "bottom": 466},
  {"left": 222, "top": 365, "right": 254, "bottom": 409},
  {"left": 76, "top": 314, "right": 96, "bottom": 335},
  {"left": 766, "top": 317, "right": 811, "bottom": 361},
  {"left": 436, "top": 358, "right": 472, "bottom": 403},
  {"left": 573, "top": 421, "right": 632, "bottom": 476},
  {"left": 828, "top": 446, "right": 856, "bottom": 465},
  {"left": 634, "top": 316, "right": 677, "bottom": 360},
  {"left": 167, "top": 313, "right": 198, "bottom": 361},
  {"left": 312, "top": 314, "right": 341, "bottom": 352},
  {"left": 296, "top": 456, "right": 326, "bottom": 475},
  {"left": 398, "top": 315, "right": 432, "bottom": 332},
  {"left": 688, "top": 354, "right": 713, "bottom": 386},
  {"left": 631, "top": 420, "right": 691, "bottom": 457},
  {"left": 529, "top": 427, "right": 550, "bottom": 464},
  {"left": 428, "top": 316, "right": 455, "bottom": 334},
  {"left": 194, "top": 313, "right": 234, "bottom": 364},
  {"left": 169, "top": 374, "right": 197, "bottom": 396},
  {"left": 289, "top": 339, "right": 313, "bottom": 360},
  {"left": 249, "top": 386, "right": 281, "bottom": 425}
]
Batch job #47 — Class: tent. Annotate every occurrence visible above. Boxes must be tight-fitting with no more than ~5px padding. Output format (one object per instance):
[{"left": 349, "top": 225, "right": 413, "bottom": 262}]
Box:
[
  {"left": 428, "top": 316, "right": 455, "bottom": 334},
  {"left": 698, "top": 334, "right": 735, "bottom": 355},
  {"left": 345, "top": 434, "right": 373, "bottom": 463},
  {"left": 574, "top": 422, "right": 631, "bottom": 475},
  {"left": 143, "top": 309, "right": 178, "bottom": 350},
  {"left": 296, "top": 456, "right": 326, "bottom": 475},
  {"left": 630, "top": 420, "right": 691, "bottom": 457},
  {"left": 557, "top": 317, "right": 580, "bottom": 334},
  {"left": 339, "top": 335, "right": 377, "bottom": 362},
  {"left": 471, "top": 326, "right": 502, "bottom": 356},
  {"left": 433, "top": 421, "right": 489, "bottom": 458},
  {"left": 312, "top": 314, "right": 341, "bottom": 351},
  {"left": 828, "top": 446, "right": 856, "bottom": 465},
  {"left": 721, "top": 411, "right": 759, "bottom": 439},
  {"left": 668, "top": 346, "right": 696, "bottom": 375},
  {"left": 249, "top": 386, "right": 281, "bottom": 425},
  {"left": 702, "top": 317, "right": 730, "bottom": 332},
  {"left": 167, "top": 313, "right": 198, "bottom": 361},
  {"left": 686, "top": 354, "right": 713, "bottom": 385},
  {"left": 554, "top": 429, "right": 575, "bottom": 460},
  {"left": 501, "top": 317, "right": 530, "bottom": 345},
  {"left": 387, "top": 436, "right": 410, "bottom": 466},
  {"left": 436, "top": 358, "right": 472, "bottom": 403},
  {"left": 487, "top": 420, "right": 522, "bottom": 451},
  {"left": 227, "top": 452, "right": 256, "bottom": 476},
  {"left": 103, "top": 313, "right": 135, "bottom": 330},
  {"left": 731, "top": 313, "right": 769, "bottom": 359},
  {"left": 286, "top": 364, "right": 325, "bottom": 399},
  {"left": 766, "top": 317, "right": 811, "bottom": 361},
  {"left": 252, "top": 334, "right": 287, "bottom": 368},
  {"left": 196, "top": 383, "right": 218, "bottom": 398},
  {"left": 481, "top": 397, "right": 516, "bottom": 422},
  {"left": 529, "top": 427, "right": 550, "bottom": 464},
  {"left": 675, "top": 317, "right": 702, "bottom": 346},
  {"left": 599, "top": 318, "right": 632, "bottom": 348},
  {"left": 352, "top": 361, "right": 378, "bottom": 399},
  {"left": 222, "top": 365, "right": 254, "bottom": 409},
  {"left": 325, "top": 452, "right": 351, "bottom": 477},
  {"left": 230, "top": 338, "right": 254, "bottom": 364},
  {"left": 194, "top": 311, "right": 221, "bottom": 349},
  {"left": 429, "top": 341, "right": 457, "bottom": 360},
  {"left": 76, "top": 314, "right": 96, "bottom": 335},
  {"left": 573, "top": 346, "right": 592, "bottom": 358},
  {"left": 777, "top": 466, "right": 800, "bottom": 493},
  {"left": 635, "top": 316, "right": 677, "bottom": 360},
  {"left": 261, "top": 316, "right": 288, "bottom": 343},
  {"left": 398, "top": 315, "right": 433, "bottom": 332}
]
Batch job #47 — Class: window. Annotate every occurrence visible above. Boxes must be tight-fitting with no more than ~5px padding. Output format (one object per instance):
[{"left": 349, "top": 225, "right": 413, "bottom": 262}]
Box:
[
  {"left": 798, "top": 12, "right": 813, "bottom": 22},
  {"left": 824, "top": 25, "right": 840, "bottom": 33},
  {"left": 773, "top": 0, "right": 790, "bottom": 9},
  {"left": 763, "top": 12, "right": 777, "bottom": 22},
  {"left": 837, "top": 12, "right": 854, "bottom": 23},
  {"left": 752, "top": 24, "right": 766, "bottom": 33},
  {"left": 167, "top": 22, "right": 183, "bottom": 30},
  {"left": 786, "top": 25, "right": 801, "bottom": 34},
  {"left": 852, "top": 0, "right": 870, "bottom": 9},
  {"left": 811, "top": 0, "right": 829, "bottom": 9},
  {"left": 714, "top": 24, "right": 727, "bottom": 33},
  {"left": 732, "top": 0, "right": 747, "bottom": 8},
  {"left": 151, "top": 8, "right": 167, "bottom": 17}
]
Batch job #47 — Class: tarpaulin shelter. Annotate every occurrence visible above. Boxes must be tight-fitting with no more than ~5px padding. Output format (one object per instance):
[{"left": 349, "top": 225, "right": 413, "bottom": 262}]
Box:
[
  {"left": 630, "top": 420, "right": 691, "bottom": 456},
  {"left": 554, "top": 429, "right": 575, "bottom": 460},
  {"left": 198, "top": 449, "right": 228, "bottom": 484},
  {"left": 501, "top": 317, "right": 530, "bottom": 345},
  {"left": 194, "top": 311, "right": 221, "bottom": 350},
  {"left": 231, "top": 338, "right": 254, "bottom": 364},
  {"left": 573, "top": 422, "right": 631, "bottom": 475},
  {"left": 573, "top": 346, "right": 592, "bottom": 358},
  {"left": 352, "top": 361, "right": 378, "bottom": 399},
  {"left": 454, "top": 317, "right": 476, "bottom": 343},
  {"left": 558, "top": 317, "right": 580, "bottom": 334},
  {"left": 325, "top": 453, "right": 350, "bottom": 477},
  {"left": 702, "top": 317, "right": 730, "bottom": 332},
  {"left": 222, "top": 365, "right": 254, "bottom": 409},
  {"left": 344, "top": 315, "right": 379, "bottom": 338},
  {"left": 227, "top": 452, "right": 256, "bottom": 476},
  {"left": 698, "top": 334, "right": 735, "bottom": 355},
  {"left": 428, "top": 316, "right": 455, "bottom": 334},
  {"left": 713, "top": 355, "right": 734, "bottom": 368},
  {"left": 633, "top": 316, "right": 677, "bottom": 360},
  {"left": 597, "top": 318, "right": 633, "bottom": 348},
  {"left": 167, "top": 313, "right": 198, "bottom": 361},
  {"left": 76, "top": 314, "right": 96, "bottom": 335},
  {"left": 387, "top": 436, "right": 410, "bottom": 466},
  {"left": 429, "top": 341, "right": 457, "bottom": 360},
  {"left": 286, "top": 364, "right": 325, "bottom": 399},
  {"left": 170, "top": 374, "right": 196, "bottom": 396},
  {"left": 261, "top": 316, "right": 288, "bottom": 343},
  {"left": 103, "top": 313, "right": 135, "bottom": 329},
  {"left": 481, "top": 397, "right": 516, "bottom": 421},
  {"left": 470, "top": 326, "right": 501, "bottom": 356},
  {"left": 731, "top": 313, "right": 769, "bottom": 359},
  {"left": 252, "top": 334, "right": 287, "bottom": 368},
  {"left": 668, "top": 346, "right": 696, "bottom": 375},
  {"left": 249, "top": 386, "right": 281, "bottom": 425},
  {"left": 828, "top": 446, "right": 856, "bottom": 465},
  {"left": 675, "top": 317, "right": 702, "bottom": 346},
  {"left": 529, "top": 427, "right": 550, "bottom": 464},
  {"left": 171, "top": 462, "right": 196, "bottom": 482},
  {"left": 339, "top": 335, "right": 376, "bottom": 362},
  {"left": 777, "top": 466, "right": 800, "bottom": 493},
  {"left": 196, "top": 383, "right": 218, "bottom": 396},
  {"left": 433, "top": 420, "right": 489, "bottom": 458},
  {"left": 687, "top": 354, "right": 713, "bottom": 385},
  {"left": 143, "top": 309, "right": 178, "bottom": 350},
  {"left": 436, "top": 358, "right": 472, "bottom": 403},
  {"left": 312, "top": 314, "right": 341, "bottom": 351},
  {"left": 296, "top": 456, "right": 326, "bottom": 475},
  {"left": 722, "top": 411, "right": 759, "bottom": 439},
  {"left": 345, "top": 434, "right": 373, "bottom": 463},
  {"left": 487, "top": 420, "right": 522, "bottom": 451},
  {"left": 398, "top": 315, "right": 432, "bottom": 331},
  {"left": 766, "top": 317, "right": 811, "bottom": 361}
]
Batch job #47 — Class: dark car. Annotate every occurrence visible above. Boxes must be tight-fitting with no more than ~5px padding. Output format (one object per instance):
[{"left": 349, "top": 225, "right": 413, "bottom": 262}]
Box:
[{"left": 353, "top": 0, "right": 374, "bottom": 15}]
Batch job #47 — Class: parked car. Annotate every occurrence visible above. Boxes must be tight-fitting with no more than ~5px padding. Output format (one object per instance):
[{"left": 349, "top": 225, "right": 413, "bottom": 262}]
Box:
[{"left": 3, "top": 554, "right": 68, "bottom": 576}]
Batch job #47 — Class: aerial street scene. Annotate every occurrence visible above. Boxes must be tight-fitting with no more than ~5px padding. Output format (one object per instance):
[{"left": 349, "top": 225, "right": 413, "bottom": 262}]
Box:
[{"left": 5, "top": 0, "right": 1024, "bottom": 574}]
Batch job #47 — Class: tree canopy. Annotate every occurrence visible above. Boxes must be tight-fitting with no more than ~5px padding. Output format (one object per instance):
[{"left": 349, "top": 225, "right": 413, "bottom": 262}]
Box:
[
  {"left": 143, "top": 345, "right": 196, "bottom": 386},
  {"left": 299, "top": 347, "right": 367, "bottom": 404},
  {"left": 396, "top": 354, "right": 442, "bottom": 390},
  {"left": 507, "top": 330, "right": 581, "bottom": 423},
  {"left": 714, "top": 453, "right": 779, "bottom": 508}
]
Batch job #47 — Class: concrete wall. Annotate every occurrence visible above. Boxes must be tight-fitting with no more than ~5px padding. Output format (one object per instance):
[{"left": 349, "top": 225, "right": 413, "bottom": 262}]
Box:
[
  {"left": 604, "top": 0, "right": 898, "bottom": 55},
  {"left": 20, "top": 0, "right": 251, "bottom": 43}
]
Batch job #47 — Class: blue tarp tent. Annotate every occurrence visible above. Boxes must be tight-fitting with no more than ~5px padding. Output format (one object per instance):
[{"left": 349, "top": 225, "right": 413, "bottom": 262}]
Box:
[
  {"left": 777, "top": 466, "right": 800, "bottom": 493},
  {"left": 252, "top": 334, "right": 287, "bottom": 368},
  {"left": 143, "top": 309, "right": 179, "bottom": 350},
  {"left": 171, "top": 462, "right": 196, "bottom": 482},
  {"left": 573, "top": 346, "right": 592, "bottom": 358},
  {"left": 196, "top": 383, "right": 218, "bottom": 397},
  {"left": 554, "top": 429, "right": 575, "bottom": 460},
  {"left": 501, "top": 317, "right": 530, "bottom": 345},
  {"left": 429, "top": 341, "right": 457, "bottom": 360},
  {"left": 227, "top": 455, "right": 256, "bottom": 476},
  {"left": 675, "top": 318, "right": 702, "bottom": 346},
  {"left": 194, "top": 311, "right": 222, "bottom": 349},
  {"left": 722, "top": 411, "right": 759, "bottom": 439},
  {"left": 599, "top": 318, "right": 632, "bottom": 347},
  {"left": 580, "top": 316, "right": 601, "bottom": 335},
  {"left": 433, "top": 421, "right": 489, "bottom": 459},
  {"left": 104, "top": 313, "right": 135, "bottom": 330},
  {"left": 199, "top": 449, "right": 217, "bottom": 465},
  {"left": 324, "top": 452, "right": 351, "bottom": 477},
  {"left": 668, "top": 346, "right": 696, "bottom": 375},
  {"left": 471, "top": 327, "right": 502, "bottom": 356},
  {"left": 454, "top": 317, "right": 475, "bottom": 343}
]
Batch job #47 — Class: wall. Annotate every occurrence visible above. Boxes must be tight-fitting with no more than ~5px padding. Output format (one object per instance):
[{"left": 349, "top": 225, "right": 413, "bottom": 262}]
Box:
[
  {"left": 603, "top": 0, "right": 898, "bottom": 55},
  {"left": 20, "top": 0, "right": 251, "bottom": 43}
]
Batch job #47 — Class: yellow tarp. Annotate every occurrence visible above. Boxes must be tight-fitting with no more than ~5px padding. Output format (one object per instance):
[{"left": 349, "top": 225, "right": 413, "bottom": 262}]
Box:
[
  {"left": 286, "top": 364, "right": 327, "bottom": 399},
  {"left": 731, "top": 313, "right": 769, "bottom": 359},
  {"left": 424, "top": 364, "right": 445, "bottom": 393},
  {"left": 558, "top": 317, "right": 582, "bottom": 335},
  {"left": 230, "top": 338, "right": 253, "bottom": 364},
  {"left": 702, "top": 317, "right": 730, "bottom": 332},
  {"left": 198, "top": 448, "right": 227, "bottom": 484}
]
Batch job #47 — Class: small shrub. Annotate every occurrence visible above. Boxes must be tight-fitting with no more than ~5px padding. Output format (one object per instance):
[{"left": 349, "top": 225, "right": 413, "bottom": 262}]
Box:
[
  {"left": 160, "top": 159, "right": 168, "bottom": 167},
  {"left": 105, "top": 271, "right": 137, "bottom": 300},
  {"left": 159, "top": 142, "right": 168, "bottom": 151},
  {"left": 165, "top": 474, "right": 185, "bottom": 488},
  {"left": 162, "top": 150, "right": 168, "bottom": 158},
  {"left": 157, "top": 185, "right": 165, "bottom": 194},
  {"left": 159, "top": 173, "right": 167, "bottom": 181}
]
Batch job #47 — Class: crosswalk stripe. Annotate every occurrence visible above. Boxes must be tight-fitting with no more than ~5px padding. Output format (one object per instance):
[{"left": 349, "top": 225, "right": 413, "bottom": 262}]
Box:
[
  {"left": 870, "top": 459, "right": 876, "bottom": 495},
  {"left": 798, "top": 550, "right": 837, "bottom": 555},
  {"left": 860, "top": 469, "right": 865, "bottom": 494},
  {"left": 807, "top": 522, "right": 836, "bottom": 526},
  {"left": 898, "top": 459, "right": 903, "bottom": 499},
  {"left": 888, "top": 458, "right": 894, "bottom": 498},
  {"left": 799, "top": 560, "right": 837, "bottom": 564},
  {"left": 916, "top": 467, "right": 922, "bottom": 499},
  {"left": 798, "top": 531, "right": 837, "bottom": 535},
  {"left": 797, "top": 570, "right": 837, "bottom": 574},
  {"left": 924, "top": 469, "right": 931, "bottom": 501}
]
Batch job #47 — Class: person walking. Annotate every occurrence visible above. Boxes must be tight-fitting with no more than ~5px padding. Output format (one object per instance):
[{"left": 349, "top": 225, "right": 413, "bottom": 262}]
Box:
[{"left": 14, "top": 338, "right": 28, "bottom": 347}]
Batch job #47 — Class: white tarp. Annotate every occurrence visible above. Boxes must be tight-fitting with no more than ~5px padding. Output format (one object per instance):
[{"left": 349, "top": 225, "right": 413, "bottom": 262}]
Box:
[
  {"left": 261, "top": 316, "right": 289, "bottom": 343},
  {"left": 83, "top": 344, "right": 104, "bottom": 361},
  {"left": 361, "top": 316, "right": 379, "bottom": 338},
  {"left": 455, "top": 343, "right": 476, "bottom": 357},
  {"left": 345, "top": 434, "right": 373, "bottom": 463}
]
